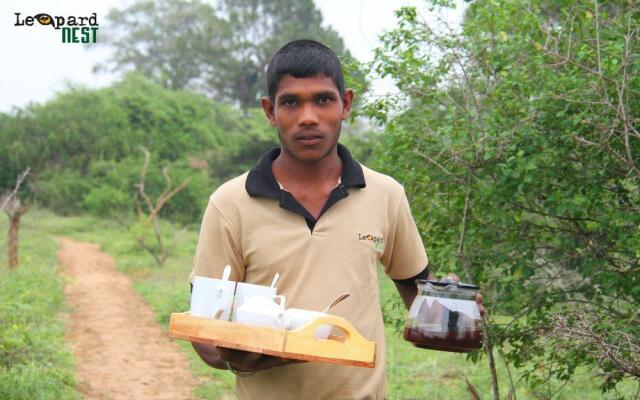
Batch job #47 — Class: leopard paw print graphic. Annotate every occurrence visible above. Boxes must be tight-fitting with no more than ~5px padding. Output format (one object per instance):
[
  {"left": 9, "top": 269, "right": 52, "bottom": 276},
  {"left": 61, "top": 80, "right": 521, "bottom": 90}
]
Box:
[{"left": 14, "top": 12, "right": 98, "bottom": 43}]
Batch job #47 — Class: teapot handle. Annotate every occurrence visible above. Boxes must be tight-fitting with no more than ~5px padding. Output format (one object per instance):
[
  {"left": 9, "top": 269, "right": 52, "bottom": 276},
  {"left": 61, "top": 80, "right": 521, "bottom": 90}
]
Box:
[{"left": 285, "top": 315, "right": 376, "bottom": 366}]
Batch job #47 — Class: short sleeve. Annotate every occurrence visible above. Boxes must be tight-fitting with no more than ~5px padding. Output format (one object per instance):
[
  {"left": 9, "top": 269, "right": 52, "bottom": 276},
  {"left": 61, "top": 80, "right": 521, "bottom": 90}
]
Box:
[
  {"left": 381, "top": 187, "right": 428, "bottom": 280},
  {"left": 189, "top": 198, "right": 244, "bottom": 283}
]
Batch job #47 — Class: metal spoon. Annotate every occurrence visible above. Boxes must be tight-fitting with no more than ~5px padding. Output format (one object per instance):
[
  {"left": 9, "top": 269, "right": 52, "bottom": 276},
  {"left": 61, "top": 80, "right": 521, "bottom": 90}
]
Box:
[
  {"left": 270, "top": 272, "right": 280, "bottom": 288},
  {"left": 322, "top": 293, "right": 350, "bottom": 313},
  {"left": 222, "top": 265, "right": 231, "bottom": 281}
]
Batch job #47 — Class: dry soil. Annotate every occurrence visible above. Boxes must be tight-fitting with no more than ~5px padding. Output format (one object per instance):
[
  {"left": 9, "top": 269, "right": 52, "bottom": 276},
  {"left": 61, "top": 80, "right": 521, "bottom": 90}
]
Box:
[{"left": 58, "top": 238, "right": 199, "bottom": 400}]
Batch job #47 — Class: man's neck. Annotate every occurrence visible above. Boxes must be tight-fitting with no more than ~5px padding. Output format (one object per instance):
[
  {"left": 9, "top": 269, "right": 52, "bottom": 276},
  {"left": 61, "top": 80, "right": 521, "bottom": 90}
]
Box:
[{"left": 272, "top": 147, "right": 342, "bottom": 190}]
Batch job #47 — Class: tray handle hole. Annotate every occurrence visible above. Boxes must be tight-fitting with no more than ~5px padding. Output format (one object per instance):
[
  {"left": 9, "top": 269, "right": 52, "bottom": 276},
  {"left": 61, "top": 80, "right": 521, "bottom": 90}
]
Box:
[{"left": 326, "top": 326, "right": 349, "bottom": 343}]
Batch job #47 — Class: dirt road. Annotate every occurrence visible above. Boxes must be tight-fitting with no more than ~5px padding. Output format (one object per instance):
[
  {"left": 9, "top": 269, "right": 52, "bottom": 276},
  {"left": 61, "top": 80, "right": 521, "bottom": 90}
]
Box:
[{"left": 58, "top": 238, "right": 199, "bottom": 400}]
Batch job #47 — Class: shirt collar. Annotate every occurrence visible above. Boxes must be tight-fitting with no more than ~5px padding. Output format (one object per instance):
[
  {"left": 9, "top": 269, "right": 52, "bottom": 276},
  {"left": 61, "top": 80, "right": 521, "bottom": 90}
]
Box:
[{"left": 246, "top": 143, "right": 366, "bottom": 199}]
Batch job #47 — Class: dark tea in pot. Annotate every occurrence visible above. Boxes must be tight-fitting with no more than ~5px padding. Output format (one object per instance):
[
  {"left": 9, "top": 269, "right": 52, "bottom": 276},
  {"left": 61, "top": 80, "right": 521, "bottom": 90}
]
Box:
[{"left": 403, "top": 279, "right": 483, "bottom": 352}]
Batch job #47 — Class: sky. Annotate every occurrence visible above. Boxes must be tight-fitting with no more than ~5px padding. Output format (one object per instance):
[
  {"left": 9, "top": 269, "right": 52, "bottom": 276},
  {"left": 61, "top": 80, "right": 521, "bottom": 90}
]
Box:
[{"left": 0, "top": 0, "right": 464, "bottom": 112}]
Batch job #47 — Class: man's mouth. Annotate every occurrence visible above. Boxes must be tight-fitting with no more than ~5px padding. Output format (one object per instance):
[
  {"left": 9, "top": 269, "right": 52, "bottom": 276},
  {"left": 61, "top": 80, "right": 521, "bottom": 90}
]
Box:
[{"left": 295, "top": 134, "right": 323, "bottom": 144}]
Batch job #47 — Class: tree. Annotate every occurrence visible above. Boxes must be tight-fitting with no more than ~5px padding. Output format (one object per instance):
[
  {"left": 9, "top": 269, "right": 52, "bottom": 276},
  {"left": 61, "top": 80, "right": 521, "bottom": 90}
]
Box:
[
  {"left": 365, "top": 0, "right": 639, "bottom": 396},
  {"left": 132, "top": 147, "right": 189, "bottom": 267},
  {"left": 94, "top": 0, "right": 227, "bottom": 91},
  {"left": 212, "top": 0, "right": 350, "bottom": 108},
  {"left": 95, "top": 0, "right": 351, "bottom": 108},
  {"left": 1, "top": 169, "right": 30, "bottom": 268}
]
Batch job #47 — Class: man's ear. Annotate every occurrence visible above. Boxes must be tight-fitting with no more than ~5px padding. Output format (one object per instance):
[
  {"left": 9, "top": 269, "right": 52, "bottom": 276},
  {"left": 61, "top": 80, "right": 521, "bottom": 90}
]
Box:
[
  {"left": 341, "top": 89, "right": 354, "bottom": 120},
  {"left": 261, "top": 97, "right": 276, "bottom": 127}
]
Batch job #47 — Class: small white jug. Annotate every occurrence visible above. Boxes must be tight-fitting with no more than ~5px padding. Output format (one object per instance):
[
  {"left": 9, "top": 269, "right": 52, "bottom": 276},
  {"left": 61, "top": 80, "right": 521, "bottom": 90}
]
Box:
[{"left": 235, "top": 295, "right": 287, "bottom": 329}]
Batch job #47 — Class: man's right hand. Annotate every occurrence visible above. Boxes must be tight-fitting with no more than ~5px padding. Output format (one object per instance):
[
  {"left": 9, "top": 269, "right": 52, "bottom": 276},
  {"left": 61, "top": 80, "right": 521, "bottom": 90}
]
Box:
[
  {"left": 217, "top": 346, "right": 306, "bottom": 374},
  {"left": 191, "top": 342, "right": 306, "bottom": 374}
]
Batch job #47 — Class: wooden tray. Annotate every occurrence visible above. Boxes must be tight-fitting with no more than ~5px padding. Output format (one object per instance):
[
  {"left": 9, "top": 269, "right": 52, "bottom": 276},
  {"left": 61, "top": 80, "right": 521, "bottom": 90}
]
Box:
[{"left": 169, "top": 312, "right": 376, "bottom": 368}]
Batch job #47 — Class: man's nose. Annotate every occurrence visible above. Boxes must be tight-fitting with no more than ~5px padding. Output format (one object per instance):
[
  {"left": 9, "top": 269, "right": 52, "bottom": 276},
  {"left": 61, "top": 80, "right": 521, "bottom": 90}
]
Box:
[{"left": 298, "top": 103, "right": 319, "bottom": 126}]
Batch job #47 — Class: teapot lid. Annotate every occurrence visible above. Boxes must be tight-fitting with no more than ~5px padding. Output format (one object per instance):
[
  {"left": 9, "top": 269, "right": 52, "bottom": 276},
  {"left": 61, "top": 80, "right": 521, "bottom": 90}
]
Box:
[{"left": 415, "top": 278, "right": 479, "bottom": 290}]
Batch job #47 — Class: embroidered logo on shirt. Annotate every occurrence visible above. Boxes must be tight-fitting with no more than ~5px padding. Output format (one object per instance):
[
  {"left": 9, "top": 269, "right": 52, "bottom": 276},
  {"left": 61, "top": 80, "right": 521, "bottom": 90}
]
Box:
[{"left": 357, "top": 233, "right": 384, "bottom": 252}]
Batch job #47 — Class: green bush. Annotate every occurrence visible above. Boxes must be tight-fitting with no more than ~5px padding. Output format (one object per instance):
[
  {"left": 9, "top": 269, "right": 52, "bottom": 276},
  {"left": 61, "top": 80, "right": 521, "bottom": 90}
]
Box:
[
  {"left": 0, "top": 75, "right": 280, "bottom": 222},
  {"left": 35, "top": 169, "right": 91, "bottom": 215},
  {"left": 83, "top": 156, "right": 216, "bottom": 223},
  {"left": 157, "top": 161, "right": 217, "bottom": 224},
  {"left": 83, "top": 184, "right": 131, "bottom": 216}
]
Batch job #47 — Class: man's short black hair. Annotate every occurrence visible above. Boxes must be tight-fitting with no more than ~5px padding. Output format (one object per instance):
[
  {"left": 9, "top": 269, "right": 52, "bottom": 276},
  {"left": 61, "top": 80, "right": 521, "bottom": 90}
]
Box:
[{"left": 266, "top": 39, "right": 345, "bottom": 101}]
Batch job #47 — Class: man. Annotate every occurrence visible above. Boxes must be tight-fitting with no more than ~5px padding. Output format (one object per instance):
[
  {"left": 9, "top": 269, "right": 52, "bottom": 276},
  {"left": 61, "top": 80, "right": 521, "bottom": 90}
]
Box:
[{"left": 189, "top": 39, "right": 483, "bottom": 399}]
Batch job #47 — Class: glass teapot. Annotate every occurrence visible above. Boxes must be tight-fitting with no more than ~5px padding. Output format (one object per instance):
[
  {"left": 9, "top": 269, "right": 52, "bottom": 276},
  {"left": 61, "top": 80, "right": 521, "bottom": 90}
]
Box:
[{"left": 403, "top": 278, "right": 483, "bottom": 352}]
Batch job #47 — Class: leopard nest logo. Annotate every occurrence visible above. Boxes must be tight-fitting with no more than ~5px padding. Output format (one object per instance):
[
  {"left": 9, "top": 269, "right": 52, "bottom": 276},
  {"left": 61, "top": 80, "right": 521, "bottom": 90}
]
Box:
[
  {"left": 358, "top": 233, "right": 384, "bottom": 252},
  {"left": 14, "top": 12, "right": 98, "bottom": 43}
]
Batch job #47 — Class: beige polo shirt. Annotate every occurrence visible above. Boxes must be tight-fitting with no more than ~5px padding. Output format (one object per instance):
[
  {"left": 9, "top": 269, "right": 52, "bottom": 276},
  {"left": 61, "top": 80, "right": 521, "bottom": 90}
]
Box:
[{"left": 190, "top": 144, "right": 428, "bottom": 400}]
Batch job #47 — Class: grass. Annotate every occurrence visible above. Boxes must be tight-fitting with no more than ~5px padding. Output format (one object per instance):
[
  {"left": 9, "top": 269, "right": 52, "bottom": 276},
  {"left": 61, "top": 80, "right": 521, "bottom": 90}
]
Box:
[
  {"left": 0, "top": 211, "right": 81, "bottom": 400},
  {"left": 13, "top": 207, "right": 640, "bottom": 399}
]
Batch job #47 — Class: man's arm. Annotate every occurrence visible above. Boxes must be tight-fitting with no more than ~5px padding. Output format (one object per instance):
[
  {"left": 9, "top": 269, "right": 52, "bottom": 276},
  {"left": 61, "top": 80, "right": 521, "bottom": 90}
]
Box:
[
  {"left": 192, "top": 343, "right": 228, "bottom": 369},
  {"left": 192, "top": 342, "right": 304, "bottom": 374},
  {"left": 393, "top": 266, "right": 434, "bottom": 309}
]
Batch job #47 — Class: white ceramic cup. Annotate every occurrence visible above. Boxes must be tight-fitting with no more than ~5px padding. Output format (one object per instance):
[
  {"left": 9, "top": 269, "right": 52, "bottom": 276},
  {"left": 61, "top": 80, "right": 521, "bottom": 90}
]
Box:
[
  {"left": 285, "top": 308, "right": 332, "bottom": 340},
  {"left": 232, "top": 282, "right": 277, "bottom": 321},
  {"left": 190, "top": 276, "right": 236, "bottom": 320}
]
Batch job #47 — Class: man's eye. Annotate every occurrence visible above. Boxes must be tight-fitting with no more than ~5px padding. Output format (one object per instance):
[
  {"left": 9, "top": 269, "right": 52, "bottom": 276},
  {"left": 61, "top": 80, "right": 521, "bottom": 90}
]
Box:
[
  {"left": 317, "top": 97, "right": 332, "bottom": 105},
  {"left": 283, "top": 99, "right": 297, "bottom": 106}
]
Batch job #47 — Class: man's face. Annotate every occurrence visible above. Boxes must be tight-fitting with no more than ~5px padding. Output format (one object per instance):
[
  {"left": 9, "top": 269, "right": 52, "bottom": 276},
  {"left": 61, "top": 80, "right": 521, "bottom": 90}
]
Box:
[{"left": 261, "top": 75, "right": 353, "bottom": 163}]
